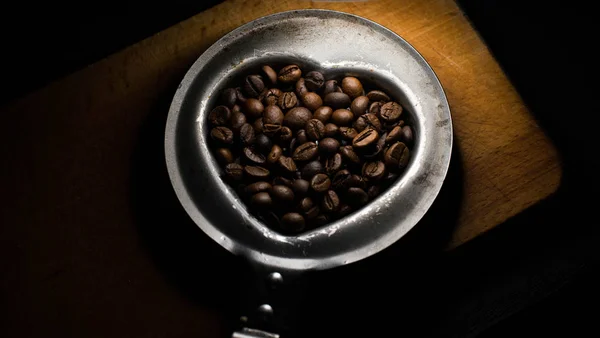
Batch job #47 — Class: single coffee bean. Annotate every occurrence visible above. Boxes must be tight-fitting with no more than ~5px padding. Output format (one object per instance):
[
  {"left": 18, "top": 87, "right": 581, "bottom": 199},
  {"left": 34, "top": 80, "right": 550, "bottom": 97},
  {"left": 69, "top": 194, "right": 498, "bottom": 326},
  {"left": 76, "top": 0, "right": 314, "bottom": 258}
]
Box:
[
  {"left": 293, "top": 142, "right": 319, "bottom": 161},
  {"left": 401, "top": 125, "right": 414, "bottom": 145},
  {"left": 243, "top": 147, "right": 266, "bottom": 164},
  {"left": 323, "top": 79, "right": 343, "bottom": 95},
  {"left": 313, "top": 106, "right": 333, "bottom": 123},
  {"left": 261, "top": 65, "right": 278, "bottom": 85},
  {"left": 270, "top": 185, "right": 295, "bottom": 203},
  {"left": 361, "top": 114, "right": 383, "bottom": 133},
  {"left": 368, "top": 101, "right": 384, "bottom": 115},
  {"left": 337, "top": 204, "right": 353, "bottom": 217},
  {"left": 350, "top": 96, "right": 370, "bottom": 116},
  {"left": 278, "top": 91, "right": 299, "bottom": 110},
  {"left": 272, "top": 176, "right": 293, "bottom": 188},
  {"left": 278, "top": 126, "right": 293, "bottom": 144},
  {"left": 347, "top": 174, "right": 368, "bottom": 190},
  {"left": 209, "top": 105, "right": 231, "bottom": 126},
  {"left": 278, "top": 156, "right": 298, "bottom": 173},
  {"left": 362, "top": 161, "right": 386, "bottom": 180},
  {"left": 292, "top": 179, "right": 310, "bottom": 196},
  {"left": 224, "top": 163, "right": 244, "bottom": 181},
  {"left": 221, "top": 89, "right": 238, "bottom": 108},
  {"left": 341, "top": 77, "right": 363, "bottom": 99},
  {"left": 268, "top": 144, "right": 283, "bottom": 164},
  {"left": 240, "top": 123, "right": 256, "bottom": 145},
  {"left": 364, "top": 133, "right": 387, "bottom": 159},
  {"left": 215, "top": 148, "right": 234, "bottom": 164},
  {"left": 339, "top": 145, "right": 361, "bottom": 164},
  {"left": 331, "top": 109, "right": 354, "bottom": 126},
  {"left": 245, "top": 98, "right": 264, "bottom": 119},
  {"left": 331, "top": 169, "right": 351, "bottom": 190},
  {"left": 304, "top": 71, "right": 325, "bottom": 91},
  {"left": 211, "top": 126, "right": 234, "bottom": 144},
  {"left": 379, "top": 101, "right": 403, "bottom": 122},
  {"left": 278, "top": 65, "right": 302, "bottom": 83},
  {"left": 253, "top": 118, "right": 264, "bottom": 134},
  {"left": 367, "top": 185, "right": 381, "bottom": 200},
  {"left": 299, "top": 196, "right": 314, "bottom": 211},
  {"left": 321, "top": 190, "right": 340, "bottom": 213},
  {"left": 324, "top": 123, "right": 339, "bottom": 137},
  {"left": 384, "top": 142, "right": 410, "bottom": 169},
  {"left": 386, "top": 125, "right": 402, "bottom": 143},
  {"left": 324, "top": 92, "right": 351, "bottom": 109},
  {"left": 297, "top": 129, "right": 308, "bottom": 145},
  {"left": 263, "top": 105, "right": 284, "bottom": 125},
  {"left": 314, "top": 214, "right": 329, "bottom": 226},
  {"left": 302, "top": 160, "right": 323, "bottom": 179},
  {"left": 245, "top": 166, "right": 270, "bottom": 180},
  {"left": 339, "top": 127, "right": 358, "bottom": 141},
  {"left": 251, "top": 192, "right": 272, "bottom": 208},
  {"left": 325, "top": 153, "right": 343, "bottom": 175},
  {"left": 245, "top": 181, "right": 272, "bottom": 195},
  {"left": 295, "top": 78, "right": 308, "bottom": 97},
  {"left": 244, "top": 75, "right": 265, "bottom": 98},
  {"left": 230, "top": 111, "right": 247, "bottom": 132},
  {"left": 255, "top": 133, "right": 272, "bottom": 153},
  {"left": 353, "top": 128, "right": 379, "bottom": 148},
  {"left": 319, "top": 137, "right": 340, "bottom": 154},
  {"left": 263, "top": 88, "right": 282, "bottom": 106},
  {"left": 281, "top": 212, "right": 305, "bottom": 232},
  {"left": 346, "top": 187, "right": 369, "bottom": 207},
  {"left": 366, "top": 90, "right": 390, "bottom": 102},
  {"left": 306, "top": 119, "right": 326, "bottom": 140},
  {"left": 236, "top": 87, "right": 247, "bottom": 104},
  {"left": 310, "top": 173, "right": 331, "bottom": 193},
  {"left": 284, "top": 107, "right": 312, "bottom": 130},
  {"left": 263, "top": 123, "right": 282, "bottom": 136},
  {"left": 302, "top": 92, "right": 323, "bottom": 111},
  {"left": 305, "top": 206, "right": 320, "bottom": 220}
]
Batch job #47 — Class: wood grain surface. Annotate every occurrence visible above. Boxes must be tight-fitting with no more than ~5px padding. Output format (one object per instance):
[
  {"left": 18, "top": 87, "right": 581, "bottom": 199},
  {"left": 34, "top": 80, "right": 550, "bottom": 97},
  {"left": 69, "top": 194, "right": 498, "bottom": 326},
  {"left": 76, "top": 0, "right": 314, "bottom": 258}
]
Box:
[{"left": 0, "top": 0, "right": 561, "bottom": 336}]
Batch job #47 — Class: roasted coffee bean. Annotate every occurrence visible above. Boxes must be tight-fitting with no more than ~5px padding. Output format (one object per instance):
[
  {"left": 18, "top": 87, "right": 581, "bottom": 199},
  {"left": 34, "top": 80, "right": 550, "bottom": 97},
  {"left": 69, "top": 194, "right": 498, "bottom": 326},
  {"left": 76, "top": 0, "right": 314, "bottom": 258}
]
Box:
[
  {"left": 244, "top": 75, "right": 265, "bottom": 98},
  {"left": 313, "top": 106, "right": 333, "bottom": 123},
  {"left": 325, "top": 153, "right": 343, "bottom": 175},
  {"left": 216, "top": 148, "right": 234, "bottom": 165},
  {"left": 270, "top": 185, "right": 295, "bottom": 203},
  {"left": 245, "top": 98, "right": 264, "bottom": 119},
  {"left": 297, "top": 129, "right": 308, "bottom": 145},
  {"left": 302, "top": 92, "right": 323, "bottom": 111},
  {"left": 367, "top": 185, "right": 381, "bottom": 200},
  {"left": 339, "top": 145, "right": 361, "bottom": 164},
  {"left": 255, "top": 134, "right": 272, "bottom": 153},
  {"left": 263, "top": 123, "right": 282, "bottom": 136},
  {"left": 263, "top": 88, "right": 282, "bottom": 106},
  {"left": 253, "top": 118, "right": 264, "bottom": 134},
  {"left": 379, "top": 101, "right": 403, "bottom": 122},
  {"left": 263, "top": 105, "right": 284, "bottom": 125},
  {"left": 401, "top": 126, "right": 414, "bottom": 145},
  {"left": 278, "top": 126, "right": 293, "bottom": 144},
  {"left": 364, "top": 133, "right": 387, "bottom": 159},
  {"left": 321, "top": 190, "right": 340, "bottom": 213},
  {"left": 245, "top": 181, "right": 272, "bottom": 195},
  {"left": 338, "top": 204, "right": 353, "bottom": 217},
  {"left": 350, "top": 96, "right": 370, "bottom": 116},
  {"left": 347, "top": 174, "right": 368, "bottom": 190},
  {"left": 302, "top": 160, "right": 323, "bottom": 179},
  {"left": 245, "top": 166, "right": 270, "bottom": 180},
  {"left": 240, "top": 123, "right": 256, "bottom": 145},
  {"left": 323, "top": 79, "right": 343, "bottom": 95},
  {"left": 331, "top": 109, "right": 354, "bottom": 126},
  {"left": 305, "top": 71, "right": 324, "bottom": 91},
  {"left": 383, "top": 121, "right": 399, "bottom": 131},
  {"left": 232, "top": 104, "right": 242, "bottom": 113},
  {"left": 268, "top": 144, "right": 283, "bottom": 164},
  {"left": 284, "top": 107, "right": 312, "bottom": 130},
  {"left": 278, "top": 65, "right": 302, "bottom": 83},
  {"left": 209, "top": 105, "right": 231, "bottom": 126},
  {"left": 251, "top": 192, "right": 272, "bottom": 208},
  {"left": 346, "top": 187, "right": 369, "bottom": 207},
  {"left": 310, "top": 173, "right": 331, "bottom": 193},
  {"left": 362, "top": 161, "right": 386, "bottom": 180},
  {"left": 221, "top": 89, "right": 238, "bottom": 108},
  {"left": 243, "top": 147, "right": 266, "bottom": 164},
  {"left": 386, "top": 125, "right": 402, "bottom": 143},
  {"left": 272, "top": 176, "right": 293, "bottom": 188},
  {"left": 293, "top": 142, "right": 319, "bottom": 161},
  {"left": 324, "top": 123, "right": 339, "bottom": 137},
  {"left": 366, "top": 90, "right": 390, "bottom": 102},
  {"left": 225, "top": 163, "right": 244, "bottom": 181},
  {"left": 299, "top": 196, "right": 314, "bottom": 211},
  {"left": 354, "top": 113, "right": 382, "bottom": 133},
  {"left": 368, "top": 101, "right": 384, "bottom": 115},
  {"left": 341, "top": 77, "right": 363, "bottom": 99},
  {"left": 281, "top": 212, "right": 305, "bottom": 232},
  {"left": 278, "top": 91, "right": 299, "bottom": 110},
  {"left": 353, "top": 128, "right": 379, "bottom": 148},
  {"left": 230, "top": 111, "right": 247, "bottom": 132},
  {"left": 278, "top": 156, "right": 298, "bottom": 173},
  {"left": 292, "top": 179, "right": 310, "bottom": 196},
  {"left": 235, "top": 87, "right": 248, "bottom": 104},
  {"left": 331, "top": 169, "right": 351, "bottom": 190},
  {"left": 319, "top": 137, "right": 340, "bottom": 154},
  {"left": 261, "top": 65, "right": 278, "bottom": 85},
  {"left": 384, "top": 142, "right": 410, "bottom": 169},
  {"left": 324, "top": 92, "right": 351, "bottom": 109},
  {"left": 211, "top": 126, "right": 234, "bottom": 144},
  {"left": 295, "top": 78, "right": 308, "bottom": 97},
  {"left": 305, "top": 206, "right": 320, "bottom": 220},
  {"left": 339, "top": 127, "right": 358, "bottom": 141},
  {"left": 306, "top": 119, "right": 326, "bottom": 140}
]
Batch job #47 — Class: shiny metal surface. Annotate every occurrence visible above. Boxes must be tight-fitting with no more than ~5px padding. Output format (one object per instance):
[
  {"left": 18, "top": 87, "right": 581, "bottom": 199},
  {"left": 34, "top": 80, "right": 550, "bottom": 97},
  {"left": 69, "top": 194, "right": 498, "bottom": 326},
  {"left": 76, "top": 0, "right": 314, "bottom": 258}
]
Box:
[{"left": 165, "top": 10, "right": 452, "bottom": 273}]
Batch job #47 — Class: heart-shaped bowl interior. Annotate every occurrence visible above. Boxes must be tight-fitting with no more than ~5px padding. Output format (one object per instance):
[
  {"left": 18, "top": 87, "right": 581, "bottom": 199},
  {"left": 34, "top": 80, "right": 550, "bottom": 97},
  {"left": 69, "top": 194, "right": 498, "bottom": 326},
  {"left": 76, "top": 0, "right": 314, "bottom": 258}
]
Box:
[{"left": 165, "top": 9, "right": 452, "bottom": 272}]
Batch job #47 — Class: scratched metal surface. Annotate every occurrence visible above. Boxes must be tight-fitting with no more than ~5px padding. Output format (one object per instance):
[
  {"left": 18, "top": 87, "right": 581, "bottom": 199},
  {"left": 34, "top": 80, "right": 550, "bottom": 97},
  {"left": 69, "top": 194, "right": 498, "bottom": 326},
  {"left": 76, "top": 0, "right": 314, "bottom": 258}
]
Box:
[{"left": 164, "top": 9, "right": 452, "bottom": 272}]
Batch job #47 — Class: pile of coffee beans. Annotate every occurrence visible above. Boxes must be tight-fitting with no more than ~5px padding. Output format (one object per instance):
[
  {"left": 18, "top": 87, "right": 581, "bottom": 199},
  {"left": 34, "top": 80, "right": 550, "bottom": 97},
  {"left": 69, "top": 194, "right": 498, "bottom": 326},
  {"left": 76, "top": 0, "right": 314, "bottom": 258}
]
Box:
[{"left": 208, "top": 64, "right": 414, "bottom": 234}]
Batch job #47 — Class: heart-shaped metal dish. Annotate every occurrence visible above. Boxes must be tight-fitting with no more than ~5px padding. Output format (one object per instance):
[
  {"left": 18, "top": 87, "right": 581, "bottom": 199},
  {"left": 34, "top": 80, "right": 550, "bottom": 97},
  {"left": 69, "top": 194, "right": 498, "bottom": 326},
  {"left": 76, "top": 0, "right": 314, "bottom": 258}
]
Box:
[{"left": 165, "top": 9, "right": 452, "bottom": 274}]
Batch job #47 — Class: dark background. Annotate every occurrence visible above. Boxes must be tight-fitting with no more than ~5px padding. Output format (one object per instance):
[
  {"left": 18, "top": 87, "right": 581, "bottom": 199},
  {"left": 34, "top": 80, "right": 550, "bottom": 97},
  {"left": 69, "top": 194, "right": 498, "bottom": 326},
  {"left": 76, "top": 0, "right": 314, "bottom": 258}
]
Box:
[{"left": 1, "top": 0, "right": 599, "bottom": 336}]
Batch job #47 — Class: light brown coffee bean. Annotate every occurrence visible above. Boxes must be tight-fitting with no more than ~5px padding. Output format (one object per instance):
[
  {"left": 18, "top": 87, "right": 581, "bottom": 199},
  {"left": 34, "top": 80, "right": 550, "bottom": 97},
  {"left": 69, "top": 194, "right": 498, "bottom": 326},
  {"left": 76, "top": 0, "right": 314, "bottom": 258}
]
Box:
[
  {"left": 305, "top": 119, "right": 326, "bottom": 140},
  {"left": 379, "top": 101, "right": 403, "bottom": 122},
  {"left": 310, "top": 173, "right": 331, "bottom": 193},
  {"left": 293, "top": 142, "right": 319, "bottom": 161},
  {"left": 352, "top": 128, "right": 379, "bottom": 148},
  {"left": 278, "top": 65, "right": 302, "bottom": 83}
]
